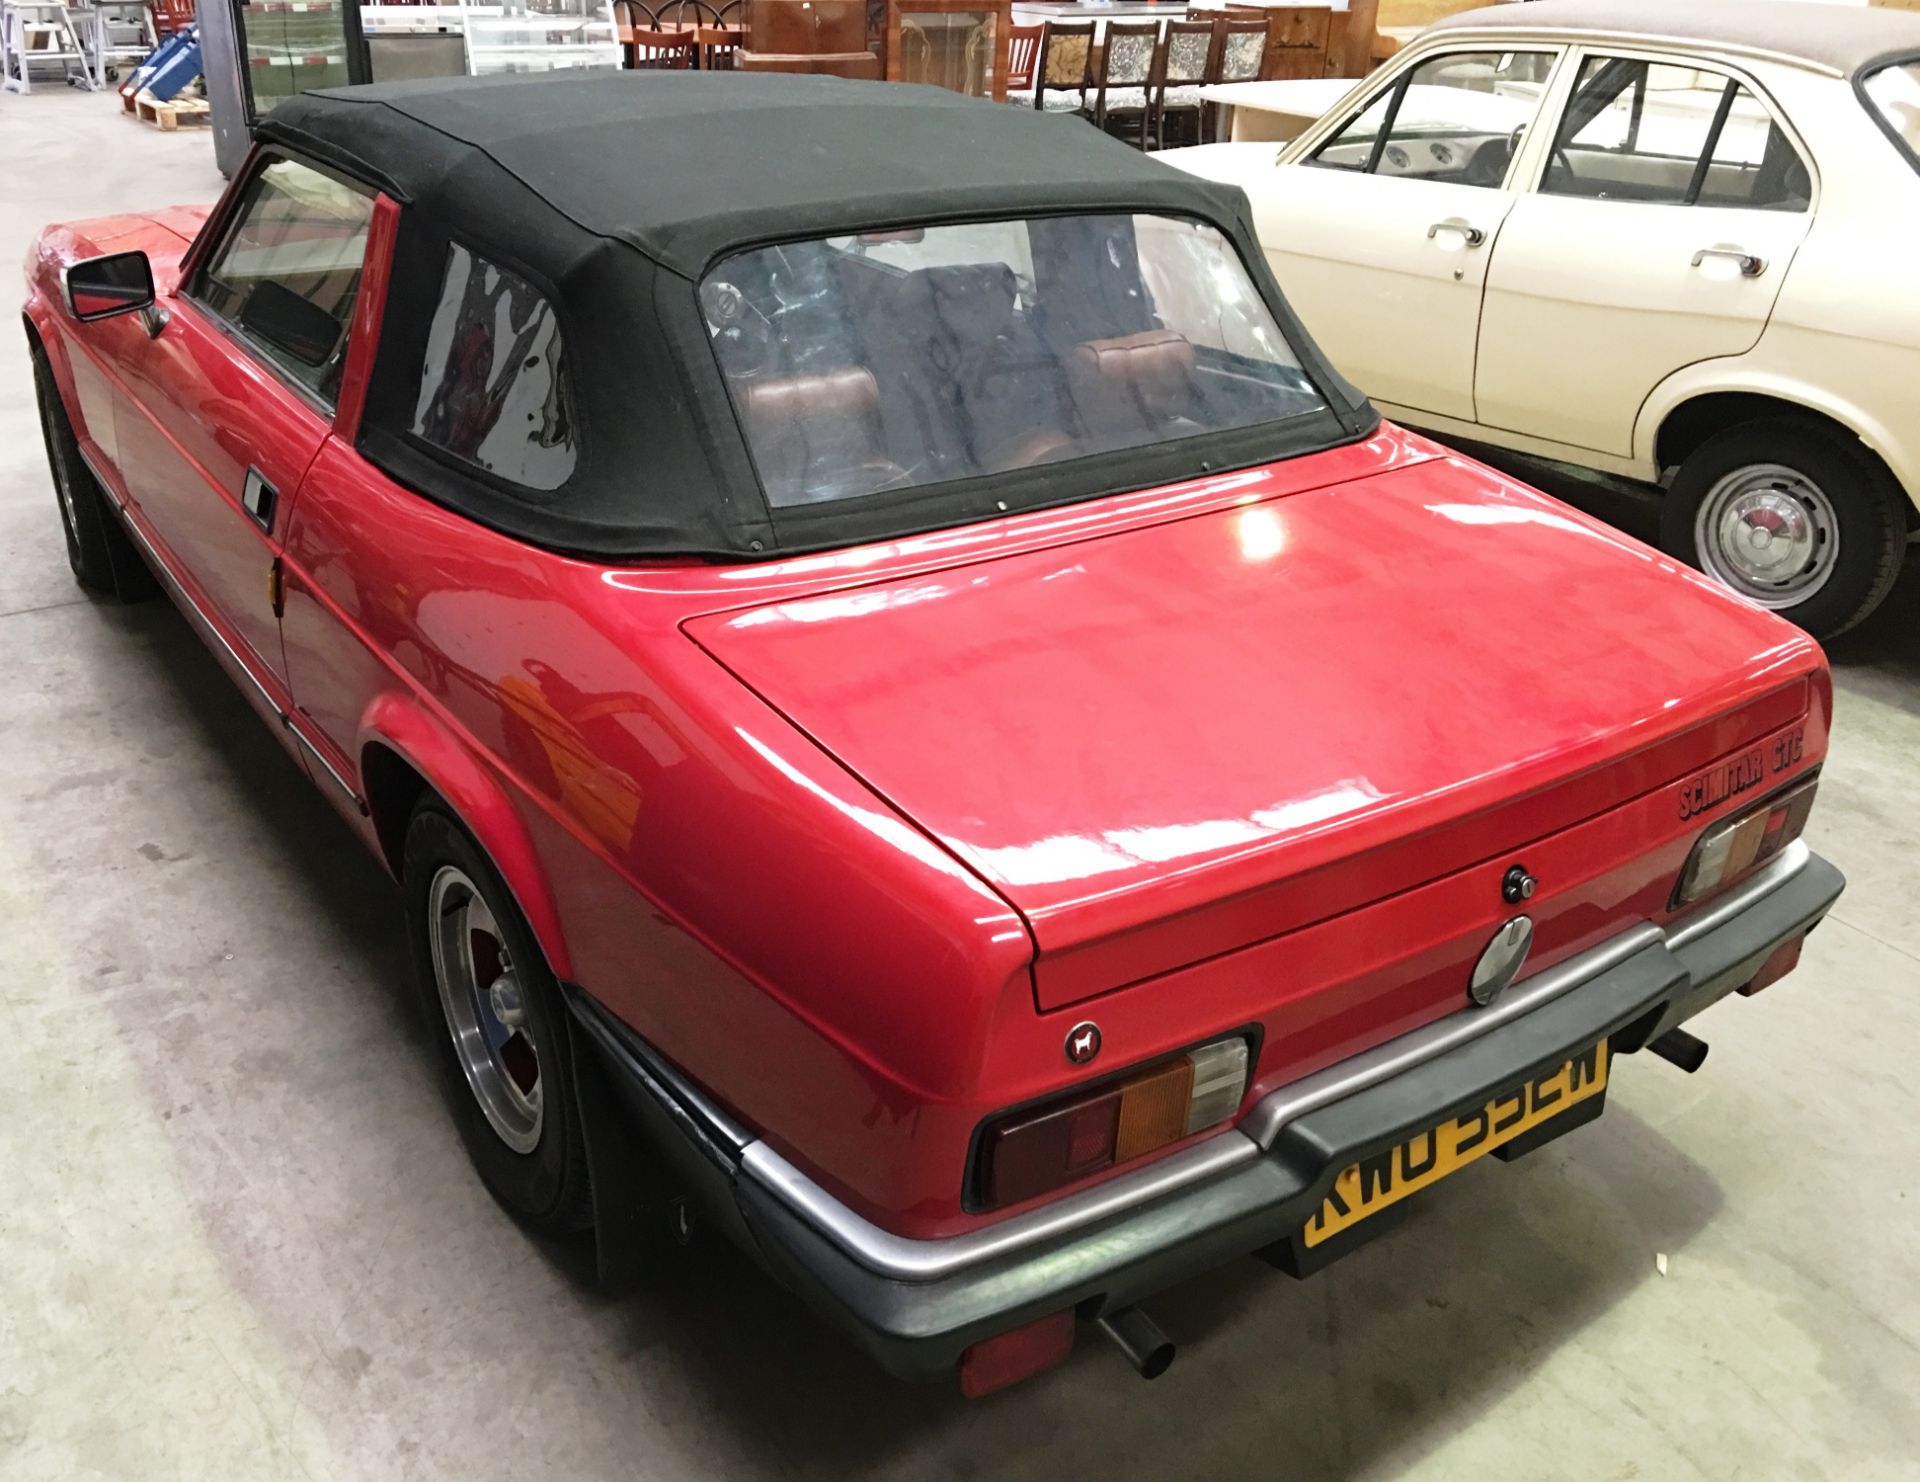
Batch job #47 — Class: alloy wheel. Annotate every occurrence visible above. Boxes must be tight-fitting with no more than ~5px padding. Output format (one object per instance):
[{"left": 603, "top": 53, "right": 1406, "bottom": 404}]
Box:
[{"left": 427, "top": 865, "right": 544, "bottom": 1154}]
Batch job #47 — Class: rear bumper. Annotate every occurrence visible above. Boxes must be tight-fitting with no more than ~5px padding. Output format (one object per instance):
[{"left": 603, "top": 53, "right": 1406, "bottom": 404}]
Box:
[{"left": 565, "top": 841, "right": 1842, "bottom": 1382}]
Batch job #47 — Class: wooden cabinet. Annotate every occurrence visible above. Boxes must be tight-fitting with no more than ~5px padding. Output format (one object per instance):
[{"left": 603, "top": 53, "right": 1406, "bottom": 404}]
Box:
[{"left": 743, "top": 0, "right": 879, "bottom": 75}]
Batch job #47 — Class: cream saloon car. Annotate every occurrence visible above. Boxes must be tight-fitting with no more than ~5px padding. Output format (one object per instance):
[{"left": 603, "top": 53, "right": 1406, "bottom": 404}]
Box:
[{"left": 1168, "top": 0, "right": 1920, "bottom": 637}]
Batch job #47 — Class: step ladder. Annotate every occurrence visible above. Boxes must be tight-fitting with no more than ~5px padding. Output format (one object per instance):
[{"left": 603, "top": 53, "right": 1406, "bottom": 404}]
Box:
[
  {"left": 1, "top": 0, "right": 95, "bottom": 93},
  {"left": 79, "top": 0, "right": 158, "bottom": 86}
]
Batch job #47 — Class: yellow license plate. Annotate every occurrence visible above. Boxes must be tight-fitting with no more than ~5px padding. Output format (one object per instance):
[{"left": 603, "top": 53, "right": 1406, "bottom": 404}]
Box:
[{"left": 1302, "top": 1040, "right": 1610, "bottom": 1248}]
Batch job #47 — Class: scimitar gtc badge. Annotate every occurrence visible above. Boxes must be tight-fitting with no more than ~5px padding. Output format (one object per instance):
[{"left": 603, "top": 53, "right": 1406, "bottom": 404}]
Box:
[
  {"left": 1469, "top": 916, "right": 1534, "bottom": 1007},
  {"left": 1064, "top": 1021, "right": 1102, "bottom": 1065}
]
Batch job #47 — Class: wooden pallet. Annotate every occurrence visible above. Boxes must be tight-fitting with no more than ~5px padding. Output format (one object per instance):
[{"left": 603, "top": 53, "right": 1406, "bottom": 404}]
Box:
[{"left": 129, "top": 88, "right": 208, "bottom": 130}]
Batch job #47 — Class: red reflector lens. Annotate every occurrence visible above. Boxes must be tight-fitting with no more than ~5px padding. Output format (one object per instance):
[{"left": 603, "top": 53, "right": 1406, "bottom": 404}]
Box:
[
  {"left": 958, "top": 1310, "right": 1076, "bottom": 1398},
  {"left": 983, "top": 1089, "right": 1121, "bottom": 1208},
  {"left": 1738, "top": 935, "right": 1804, "bottom": 997}
]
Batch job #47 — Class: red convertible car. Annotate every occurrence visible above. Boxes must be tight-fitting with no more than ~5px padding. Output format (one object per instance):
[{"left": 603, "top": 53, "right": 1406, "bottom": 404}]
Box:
[{"left": 24, "top": 73, "right": 1842, "bottom": 1395}]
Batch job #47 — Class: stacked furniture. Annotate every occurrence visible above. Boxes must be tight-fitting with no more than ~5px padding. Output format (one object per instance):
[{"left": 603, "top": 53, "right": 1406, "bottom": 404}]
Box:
[{"left": 1010, "top": 7, "right": 1322, "bottom": 149}]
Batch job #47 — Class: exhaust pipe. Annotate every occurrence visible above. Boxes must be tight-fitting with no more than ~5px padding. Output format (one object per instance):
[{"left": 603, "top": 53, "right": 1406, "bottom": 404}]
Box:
[
  {"left": 1096, "top": 1306, "right": 1176, "bottom": 1379},
  {"left": 1648, "top": 1028, "right": 1709, "bottom": 1074}
]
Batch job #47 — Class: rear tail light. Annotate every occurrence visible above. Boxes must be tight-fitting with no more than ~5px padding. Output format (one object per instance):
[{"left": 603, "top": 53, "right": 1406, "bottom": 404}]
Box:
[
  {"left": 1672, "top": 775, "right": 1817, "bottom": 909},
  {"left": 977, "top": 1038, "right": 1250, "bottom": 1210},
  {"left": 957, "top": 1309, "right": 1076, "bottom": 1398}
]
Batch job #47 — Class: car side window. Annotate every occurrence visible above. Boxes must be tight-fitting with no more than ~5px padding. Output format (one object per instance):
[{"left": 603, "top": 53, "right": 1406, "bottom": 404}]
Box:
[
  {"left": 1309, "top": 50, "right": 1559, "bottom": 188},
  {"left": 410, "top": 243, "right": 577, "bottom": 491},
  {"left": 195, "top": 156, "right": 374, "bottom": 403},
  {"left": 1541, "top": 57, "right": 1810, "bottom": 211}
]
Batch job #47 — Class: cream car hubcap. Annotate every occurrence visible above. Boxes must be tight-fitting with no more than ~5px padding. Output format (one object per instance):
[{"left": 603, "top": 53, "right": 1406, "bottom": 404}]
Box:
[{"left": 1694, "top": 463, "right": 1837, "bottom": 608}]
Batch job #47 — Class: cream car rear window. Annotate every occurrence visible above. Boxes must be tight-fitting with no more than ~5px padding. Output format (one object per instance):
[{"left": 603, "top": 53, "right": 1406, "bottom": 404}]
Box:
[{"left": 1542, "top": 57, "right": 1809, "bottom": 212}]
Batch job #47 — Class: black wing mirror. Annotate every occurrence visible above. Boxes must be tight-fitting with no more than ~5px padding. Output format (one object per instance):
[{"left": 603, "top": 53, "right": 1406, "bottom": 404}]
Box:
[
  {"left": 240, "top": 280, "right": 341, "bottom": 368},
  {"left": 64, "top": 251, "right": 156, "bottom": 323}
]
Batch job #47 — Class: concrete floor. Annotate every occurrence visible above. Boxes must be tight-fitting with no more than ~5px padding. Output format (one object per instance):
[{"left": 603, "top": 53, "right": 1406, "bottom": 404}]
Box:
[{"left": 4, "top": 87, "right": 1920, "bottom": 1482}]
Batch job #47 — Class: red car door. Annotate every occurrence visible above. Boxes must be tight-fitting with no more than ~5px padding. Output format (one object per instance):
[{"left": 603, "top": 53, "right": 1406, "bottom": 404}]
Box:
[{"left": 112, "top": 154, "right": 375, "bottom": 717}]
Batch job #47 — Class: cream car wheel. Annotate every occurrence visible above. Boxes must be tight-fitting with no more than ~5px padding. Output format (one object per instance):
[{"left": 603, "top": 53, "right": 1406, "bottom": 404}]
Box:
[
  {"left": 1693, "top": 463, "right": 1838, "bottom": 609},
  {"left": 1664, "top": 419, "right": 1907, "bottom": 641}
]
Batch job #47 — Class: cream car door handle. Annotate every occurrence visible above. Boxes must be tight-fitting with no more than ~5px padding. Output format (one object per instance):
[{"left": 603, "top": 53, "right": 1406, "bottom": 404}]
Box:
[
  {"left": 1691, "top": 246, "right": 1768, "bottom": 277},
  {"left": 1427, "top": 218, "right": 1486, "bottom": 247}
]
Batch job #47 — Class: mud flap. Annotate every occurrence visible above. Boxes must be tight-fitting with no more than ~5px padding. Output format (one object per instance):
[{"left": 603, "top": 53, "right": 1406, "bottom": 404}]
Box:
[
  {"left": 1256, "top": 1199, "right": 1409, "bottom": 1279},
  {"left": 1491, "top": 1089, "right": 1607, "bottom": 1162},
  {"left": 568, "top": 1013, "right": 664, "bottom": 1293}
]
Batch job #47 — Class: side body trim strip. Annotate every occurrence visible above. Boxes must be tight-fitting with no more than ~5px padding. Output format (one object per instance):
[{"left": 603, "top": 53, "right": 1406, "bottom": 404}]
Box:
[{"left": 83, "top": 446, "right": 367, "bottom": 814}]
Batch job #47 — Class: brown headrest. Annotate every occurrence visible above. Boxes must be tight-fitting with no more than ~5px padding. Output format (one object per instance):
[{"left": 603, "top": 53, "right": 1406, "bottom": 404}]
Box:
[
  {"left": 737, "top": 367, "right": 899, "bottom": 504},
  {"left": 1069, "top": 330, "right": 1197, "bottom": 429}
]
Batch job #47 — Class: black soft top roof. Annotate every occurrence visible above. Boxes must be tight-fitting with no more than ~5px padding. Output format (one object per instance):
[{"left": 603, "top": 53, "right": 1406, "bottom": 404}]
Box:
[
  {"left": 262, "top": 70, "right": 1236, "bottom": 277},
  {"left": 254, "top": 72, "right": 1374, "bottom": 561}
]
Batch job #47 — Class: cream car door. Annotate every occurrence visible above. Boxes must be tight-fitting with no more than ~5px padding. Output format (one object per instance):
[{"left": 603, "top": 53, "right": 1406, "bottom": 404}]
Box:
[
  {"left": 1475, "top": 53, "right": 1815, "bottom": 456},
  {"left": 1253, "top": 48, "right": 1563, "bottom": 420}
]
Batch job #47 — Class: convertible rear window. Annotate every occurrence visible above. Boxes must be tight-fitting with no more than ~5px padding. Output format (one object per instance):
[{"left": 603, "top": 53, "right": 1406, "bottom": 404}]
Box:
[
  {"left": 699, "top": 214, "right": 1327, "bottom": 508},
  {"left": 1863, "top": 61, "right": 1920, "bottom": 172}
]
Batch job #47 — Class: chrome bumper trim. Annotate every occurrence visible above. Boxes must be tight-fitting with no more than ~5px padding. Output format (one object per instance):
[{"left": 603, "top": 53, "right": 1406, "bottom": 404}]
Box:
[
  {"left": 738, "top": 840, "right": 1814, "bottom": 1283},
  {"left": 742, "top": 1131, "right": 1260, "bottom": 1283}
]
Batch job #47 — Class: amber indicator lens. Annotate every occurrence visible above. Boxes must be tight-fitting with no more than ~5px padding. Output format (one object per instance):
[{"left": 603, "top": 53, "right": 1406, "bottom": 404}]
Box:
[
  {"left": 1673, "top": 776, "right": 1817, "bottom": 909},
  {"left": 979, "top": 1037, "right": 1250, "bottom": 1209}
]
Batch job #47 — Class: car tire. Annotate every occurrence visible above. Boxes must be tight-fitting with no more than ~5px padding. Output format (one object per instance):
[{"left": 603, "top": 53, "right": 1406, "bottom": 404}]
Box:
[
  {"left": 1662, "top": 419, "right": 1907, "bottom": 640},
  {"left": 29, "top": 341, "right": 158, "bottom": 601},
  {"left": 403, "top": 798, "right": 594, "bottom": 1235}
]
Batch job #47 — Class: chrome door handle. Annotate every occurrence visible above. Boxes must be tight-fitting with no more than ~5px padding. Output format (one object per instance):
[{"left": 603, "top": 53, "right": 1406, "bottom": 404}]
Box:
[
  {"left": 1691, "top": 247, "right": 1767, "bottom": 277},
  {"left": 241, "top": 466, "right": 278, "bottom": 532},
  {"left": 1428, "top": 218, "right": 1486, "bottom": 247}
]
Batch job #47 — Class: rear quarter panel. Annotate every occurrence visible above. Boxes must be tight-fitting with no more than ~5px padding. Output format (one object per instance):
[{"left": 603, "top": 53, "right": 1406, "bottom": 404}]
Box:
[
  {"left": 278, "top": 440, "right": 1039, "bottom": 1235},
  {"left": 1637, "top": 67, "right": 1920, "bottom": 504}
]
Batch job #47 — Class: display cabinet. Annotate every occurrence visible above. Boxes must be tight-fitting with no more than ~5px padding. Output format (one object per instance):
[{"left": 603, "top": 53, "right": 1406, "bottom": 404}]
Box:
[
  {"left": 201, "top": 0, "right": 370, "bottom": 174},
  {"left": 885, "top": 0, "right": 1009, "bottom": 100},
  {"left": 459, "top": 0, "right": 619, "bottom": 75}
]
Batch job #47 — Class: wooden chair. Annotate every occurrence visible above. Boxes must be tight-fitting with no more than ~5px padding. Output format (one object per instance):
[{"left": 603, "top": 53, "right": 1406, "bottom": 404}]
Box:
[
  {"left": 1152, "top": 17, "right": 1214, "bottom": 149},
  {"left": 1091, "top": 20, "right": 1160, "bottom": 147},
  {"left": 1213, "top": 14, "right": 1269, "bottom": 83},
  {"left": 656, "top": 0, "right": 715, "bottom": 23},
  {"left": 613, "top": 0, "right": 655, "bottom": 65},
  {"left": 1027, "top": 19, "right": 1092, "bottom": 115},
  {"left": 696, "top": 0, "right": 744, "bottom": 68},
  {"left": 1004, "top": 20, "right": 1041, "bottom": 95},
  {"left": 147, "top": 0, "right": 191, "bottom": 39},
  {"left": 1201, "top": 16, "right": 1267, "bottom": 142},
  {"left": 631, "top": 25, "right": 696, "bottom": 66}
]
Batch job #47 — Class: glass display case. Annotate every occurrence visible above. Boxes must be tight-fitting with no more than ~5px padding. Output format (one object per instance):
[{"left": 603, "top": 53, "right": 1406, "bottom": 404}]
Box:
[
  {"left": 459, "top": 0, "right": 619, "bottom": 75},
  {"left": 244, "top": 1, "right": 360, "bottom": 109},
  {"left": 885, "top": 0, "right": 1010, "bottom": 101},
  {"left": 360, "top": 1, "right": 469, "bottom": 81},
  {"left": 202, "top": 0, "right": 370, "bottom": 175}
]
